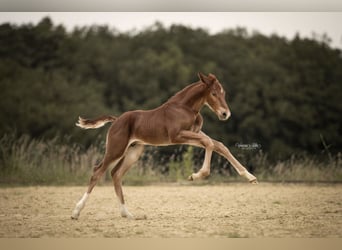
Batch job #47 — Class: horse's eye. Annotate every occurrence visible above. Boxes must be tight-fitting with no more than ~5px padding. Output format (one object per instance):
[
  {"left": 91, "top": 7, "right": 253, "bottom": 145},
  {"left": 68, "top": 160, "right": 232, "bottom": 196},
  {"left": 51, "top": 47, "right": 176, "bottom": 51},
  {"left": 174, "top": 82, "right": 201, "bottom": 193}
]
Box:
[{"left": 212, "top": 92, "right": 217, "bottom": 97}]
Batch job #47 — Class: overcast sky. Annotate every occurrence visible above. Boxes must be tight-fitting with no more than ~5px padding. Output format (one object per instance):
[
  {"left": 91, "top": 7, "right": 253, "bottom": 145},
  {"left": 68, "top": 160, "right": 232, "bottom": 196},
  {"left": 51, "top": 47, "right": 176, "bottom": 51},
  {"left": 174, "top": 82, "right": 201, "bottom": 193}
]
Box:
[{"left": 1, "top": 12, "right": 341, "bottom": 49}]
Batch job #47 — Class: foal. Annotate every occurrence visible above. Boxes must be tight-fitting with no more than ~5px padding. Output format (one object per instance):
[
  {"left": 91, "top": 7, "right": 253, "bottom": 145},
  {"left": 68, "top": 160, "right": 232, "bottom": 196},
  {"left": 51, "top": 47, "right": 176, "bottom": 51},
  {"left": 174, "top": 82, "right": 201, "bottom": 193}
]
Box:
[{"left": 71, "top": 73, "right": 257, "bottom": 220}]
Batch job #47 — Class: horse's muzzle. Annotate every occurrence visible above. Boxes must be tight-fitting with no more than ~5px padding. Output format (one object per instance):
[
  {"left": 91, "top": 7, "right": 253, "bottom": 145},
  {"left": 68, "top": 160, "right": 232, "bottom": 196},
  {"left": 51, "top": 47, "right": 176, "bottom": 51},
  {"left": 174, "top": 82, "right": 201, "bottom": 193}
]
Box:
[{"left": 218, "top": 110, "right": 231, "bottom": 121}]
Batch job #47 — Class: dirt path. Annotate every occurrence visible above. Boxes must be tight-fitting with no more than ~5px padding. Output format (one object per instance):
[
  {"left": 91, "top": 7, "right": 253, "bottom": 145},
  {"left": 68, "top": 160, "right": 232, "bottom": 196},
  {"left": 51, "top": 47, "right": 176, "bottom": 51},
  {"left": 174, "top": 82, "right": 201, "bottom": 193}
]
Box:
[{"left": 0, "top": 183, "right": 341, "bottom": 237}]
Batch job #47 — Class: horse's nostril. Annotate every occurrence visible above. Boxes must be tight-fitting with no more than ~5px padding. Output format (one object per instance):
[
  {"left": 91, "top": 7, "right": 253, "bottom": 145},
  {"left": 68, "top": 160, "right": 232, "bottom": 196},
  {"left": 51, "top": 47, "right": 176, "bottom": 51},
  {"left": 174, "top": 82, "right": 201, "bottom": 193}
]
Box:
[{"left": 222, "top": 112, "right": 227, "bottom": 118}]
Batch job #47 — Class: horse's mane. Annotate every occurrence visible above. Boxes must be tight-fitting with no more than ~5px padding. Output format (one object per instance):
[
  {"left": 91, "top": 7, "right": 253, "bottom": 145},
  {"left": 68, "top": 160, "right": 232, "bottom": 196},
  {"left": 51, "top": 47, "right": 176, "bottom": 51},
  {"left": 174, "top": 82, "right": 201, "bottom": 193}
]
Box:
[{"left": 167, "top": 81, "right": 205, "bottom": 103}]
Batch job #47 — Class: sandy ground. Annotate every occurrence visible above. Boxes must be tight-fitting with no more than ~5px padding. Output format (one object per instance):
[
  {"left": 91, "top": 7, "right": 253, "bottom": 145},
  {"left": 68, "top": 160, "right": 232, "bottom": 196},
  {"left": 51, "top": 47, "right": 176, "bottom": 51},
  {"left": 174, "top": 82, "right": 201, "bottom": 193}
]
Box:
[{"left": 0, "top": 183, "right": 341, "bottom": 238}]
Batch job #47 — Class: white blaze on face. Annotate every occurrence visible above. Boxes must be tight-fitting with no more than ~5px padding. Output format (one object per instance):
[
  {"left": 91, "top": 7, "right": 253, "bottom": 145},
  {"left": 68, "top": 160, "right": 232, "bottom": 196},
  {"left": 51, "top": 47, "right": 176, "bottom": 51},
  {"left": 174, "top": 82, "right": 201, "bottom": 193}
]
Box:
[
  {"left": 220, "top": 84, "right": 223, "bottom": 93},
  {"left": 227, "top": 109, "right": 231, "bottom": 117}
]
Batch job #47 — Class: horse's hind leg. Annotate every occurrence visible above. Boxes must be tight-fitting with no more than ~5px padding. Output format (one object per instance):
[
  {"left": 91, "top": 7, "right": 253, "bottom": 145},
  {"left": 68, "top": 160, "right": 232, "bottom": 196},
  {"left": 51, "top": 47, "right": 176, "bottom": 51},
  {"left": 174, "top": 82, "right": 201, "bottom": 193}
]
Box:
[
  {"left": 71, "top": 160, "right": 103, "bottom": 220},
  {"left": 71, "top": 140, "right": 128, "bottom": 220},
  {"left": 111, "top": 143, "right": 144, "bottom": 219}
]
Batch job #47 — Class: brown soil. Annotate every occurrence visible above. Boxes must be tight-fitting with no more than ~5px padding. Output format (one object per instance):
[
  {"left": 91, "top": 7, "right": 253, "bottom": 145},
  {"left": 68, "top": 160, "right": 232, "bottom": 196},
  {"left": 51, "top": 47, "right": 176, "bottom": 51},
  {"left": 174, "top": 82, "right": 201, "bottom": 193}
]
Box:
[{"left": 0, "top": 183, "right": 341, "bottom": 237}]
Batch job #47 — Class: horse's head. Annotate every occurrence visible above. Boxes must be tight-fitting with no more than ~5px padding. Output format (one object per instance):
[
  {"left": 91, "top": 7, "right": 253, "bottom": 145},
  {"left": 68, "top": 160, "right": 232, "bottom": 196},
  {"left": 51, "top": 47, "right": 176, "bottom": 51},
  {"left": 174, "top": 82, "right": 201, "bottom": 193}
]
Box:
[{"left": 198, "top": 72, "right": 231, "bottom": 121}]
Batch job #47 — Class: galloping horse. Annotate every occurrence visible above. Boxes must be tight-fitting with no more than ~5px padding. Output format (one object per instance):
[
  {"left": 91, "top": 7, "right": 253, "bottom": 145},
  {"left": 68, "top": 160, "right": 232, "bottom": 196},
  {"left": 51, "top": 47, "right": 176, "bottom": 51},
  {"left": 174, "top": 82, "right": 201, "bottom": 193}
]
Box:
[{"left": 71, "top": 73, "right": 257, "bottom": 220}]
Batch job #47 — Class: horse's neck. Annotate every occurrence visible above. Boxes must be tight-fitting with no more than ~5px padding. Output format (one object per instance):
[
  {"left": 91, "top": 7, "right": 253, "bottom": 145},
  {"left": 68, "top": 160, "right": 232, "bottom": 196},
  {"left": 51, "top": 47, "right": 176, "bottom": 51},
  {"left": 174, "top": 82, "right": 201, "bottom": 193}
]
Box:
[{"left": 167, "top": 82, "right": 206, "bottom": 113}]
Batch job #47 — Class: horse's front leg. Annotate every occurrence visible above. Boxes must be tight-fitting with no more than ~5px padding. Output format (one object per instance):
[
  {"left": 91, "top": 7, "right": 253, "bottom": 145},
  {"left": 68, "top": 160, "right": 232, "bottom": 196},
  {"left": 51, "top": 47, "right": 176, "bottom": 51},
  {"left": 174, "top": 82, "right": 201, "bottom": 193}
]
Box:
[
  {"left": 171, "top": 130, "right": 214, "bottom": 180},
  {"left": 208, "top": 136, "right": 258, "bottom": 184},
  {"left": 189, "top": 146, "right": 213, "bottom": 180}
]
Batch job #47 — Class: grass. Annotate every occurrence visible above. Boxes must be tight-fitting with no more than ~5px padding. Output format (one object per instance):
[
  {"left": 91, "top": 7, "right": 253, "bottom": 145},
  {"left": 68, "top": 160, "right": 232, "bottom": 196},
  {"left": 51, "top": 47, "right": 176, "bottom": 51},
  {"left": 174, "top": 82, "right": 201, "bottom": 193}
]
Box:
[
  {"left": 254, "top": 153, "right": 342, "bottom": 183},
  {"left": 0, "top": 134, "right": 341, "bottom": 186},
  {"left": 0, "top": 134, "right": 100, "bottom": 185}
]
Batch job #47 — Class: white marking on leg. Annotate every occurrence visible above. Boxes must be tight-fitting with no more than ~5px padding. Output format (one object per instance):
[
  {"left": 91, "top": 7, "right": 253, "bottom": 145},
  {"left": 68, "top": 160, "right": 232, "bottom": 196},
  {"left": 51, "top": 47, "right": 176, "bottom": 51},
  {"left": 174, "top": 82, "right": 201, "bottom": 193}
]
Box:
[
  {"left": 119, "top": 203, "right": 134, "bottom": 219},
  {"left": 71, "top": 192, "right": 89, "bottom": 219},
  {"left": 120, "top": 204, "right": 134, "bottom": 219}
]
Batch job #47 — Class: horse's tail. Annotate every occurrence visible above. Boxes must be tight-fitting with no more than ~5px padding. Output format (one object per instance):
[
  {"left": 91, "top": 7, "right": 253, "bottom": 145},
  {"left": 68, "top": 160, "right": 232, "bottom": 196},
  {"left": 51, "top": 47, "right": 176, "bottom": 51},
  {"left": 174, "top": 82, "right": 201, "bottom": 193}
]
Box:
[{"left": 76, "top": 115, "right": 117, "bottom": 129}]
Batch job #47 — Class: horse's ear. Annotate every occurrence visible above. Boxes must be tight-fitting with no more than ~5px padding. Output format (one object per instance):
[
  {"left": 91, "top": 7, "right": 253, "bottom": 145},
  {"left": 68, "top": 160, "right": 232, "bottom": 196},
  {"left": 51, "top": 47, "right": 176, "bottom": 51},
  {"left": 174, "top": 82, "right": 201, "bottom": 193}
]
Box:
[
  {"left": 208, "top": 73, "right": 217, "bottom": 80},
  {"left": 198, "top": 72, "right": 206, "bottom": 82},
  {"left": 198, "top": 72, "right": 214, "bottom": 86}
]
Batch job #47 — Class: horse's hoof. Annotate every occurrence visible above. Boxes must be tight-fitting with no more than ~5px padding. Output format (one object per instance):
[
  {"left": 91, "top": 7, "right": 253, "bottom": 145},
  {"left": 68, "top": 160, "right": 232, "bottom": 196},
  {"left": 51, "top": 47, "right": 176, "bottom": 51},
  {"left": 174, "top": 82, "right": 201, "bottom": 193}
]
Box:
[
  {"left": 188, "top": 175, "right": 194, "bottom": 181},
  {"left": 71, "top": 211, "right": 80, "bottom": 220},
  {"left": 250, "top": 179, "right": 258, "bottom": 184}
]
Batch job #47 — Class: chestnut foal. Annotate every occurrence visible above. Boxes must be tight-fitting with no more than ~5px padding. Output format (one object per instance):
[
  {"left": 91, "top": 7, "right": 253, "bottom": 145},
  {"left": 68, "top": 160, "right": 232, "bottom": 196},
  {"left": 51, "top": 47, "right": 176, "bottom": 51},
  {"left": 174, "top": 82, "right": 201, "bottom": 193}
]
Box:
[{"left": 71, "top": 73, "right": 257, "bottom": 220}]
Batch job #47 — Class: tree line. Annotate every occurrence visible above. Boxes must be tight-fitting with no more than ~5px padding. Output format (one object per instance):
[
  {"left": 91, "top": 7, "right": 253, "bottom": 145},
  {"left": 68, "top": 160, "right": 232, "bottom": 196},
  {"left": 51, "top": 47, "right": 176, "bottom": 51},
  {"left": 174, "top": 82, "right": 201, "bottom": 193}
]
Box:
[{"left": 0, "top": 17, "right": 341, "bottom": 162}]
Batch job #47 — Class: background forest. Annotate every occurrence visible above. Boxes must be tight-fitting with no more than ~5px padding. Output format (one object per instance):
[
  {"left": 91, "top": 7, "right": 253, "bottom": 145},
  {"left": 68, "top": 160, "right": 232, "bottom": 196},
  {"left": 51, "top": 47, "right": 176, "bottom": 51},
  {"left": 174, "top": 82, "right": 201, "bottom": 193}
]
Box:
[{"left": 0, "top": 17, "right": 341, "bottom": 184}]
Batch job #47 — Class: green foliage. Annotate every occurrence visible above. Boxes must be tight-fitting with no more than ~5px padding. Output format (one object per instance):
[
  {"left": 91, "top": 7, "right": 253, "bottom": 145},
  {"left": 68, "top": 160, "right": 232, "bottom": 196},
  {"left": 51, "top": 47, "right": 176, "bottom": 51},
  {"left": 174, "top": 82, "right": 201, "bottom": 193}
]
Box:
[{"left": 0, "top": 16, "right": 341, "bottom": 169}]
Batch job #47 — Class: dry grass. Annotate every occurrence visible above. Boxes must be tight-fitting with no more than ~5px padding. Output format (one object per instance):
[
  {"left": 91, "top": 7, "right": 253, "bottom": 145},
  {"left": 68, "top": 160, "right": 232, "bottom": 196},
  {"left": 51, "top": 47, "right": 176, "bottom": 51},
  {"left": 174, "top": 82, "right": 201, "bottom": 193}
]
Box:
[{"left": 0, "top": 134, "right": 341, "bottom": 186}]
